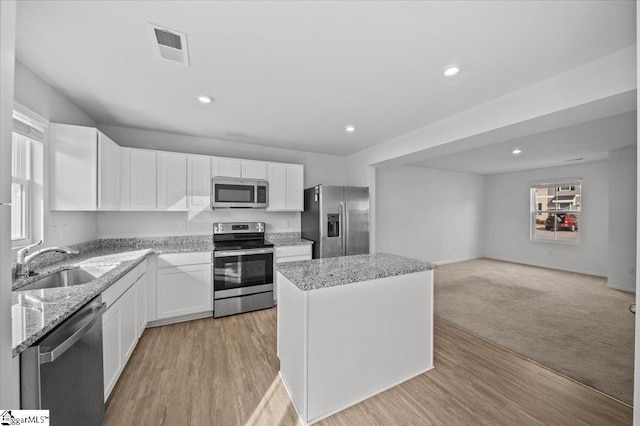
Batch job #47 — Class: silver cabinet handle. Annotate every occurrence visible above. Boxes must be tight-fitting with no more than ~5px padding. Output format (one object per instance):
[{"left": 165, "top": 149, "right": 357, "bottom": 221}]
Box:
[{"left": 38, "top": 301, "right": 106, "bottom": 364}]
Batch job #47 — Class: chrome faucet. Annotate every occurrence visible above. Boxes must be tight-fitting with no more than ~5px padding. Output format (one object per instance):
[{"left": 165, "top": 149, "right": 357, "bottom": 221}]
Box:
[{"left": 14, "top": 240, "right": 79, "bottom": 279}]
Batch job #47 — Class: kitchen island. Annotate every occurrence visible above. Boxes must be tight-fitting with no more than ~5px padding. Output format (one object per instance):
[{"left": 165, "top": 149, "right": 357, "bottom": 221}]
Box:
[{"left": 276, "top": 253, "right": 436, "bottom": 425}]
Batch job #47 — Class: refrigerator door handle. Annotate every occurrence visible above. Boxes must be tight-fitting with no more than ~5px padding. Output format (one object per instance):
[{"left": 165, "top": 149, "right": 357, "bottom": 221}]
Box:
[
  {"left": 344, "top": 201, "right": 349, "bottom": 255},
  {"left": 340, "top": 201, "right": 346, "bottom": 256}
]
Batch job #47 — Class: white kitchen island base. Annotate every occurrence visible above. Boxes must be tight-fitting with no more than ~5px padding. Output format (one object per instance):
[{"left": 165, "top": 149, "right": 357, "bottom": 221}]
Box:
[{"left": 277, "top": 266, "right": 434, "bottom": 425}]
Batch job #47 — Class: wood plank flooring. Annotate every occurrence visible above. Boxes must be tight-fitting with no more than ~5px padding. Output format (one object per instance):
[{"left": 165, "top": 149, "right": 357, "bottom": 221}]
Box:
[{"left": 105, "top": 309, "right": 632, "bottom": 425}]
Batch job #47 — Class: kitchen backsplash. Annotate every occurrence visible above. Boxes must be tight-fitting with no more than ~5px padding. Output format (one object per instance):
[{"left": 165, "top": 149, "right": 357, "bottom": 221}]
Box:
[{"left": 96, "top": 210, "right": 301, "bottom": 239}]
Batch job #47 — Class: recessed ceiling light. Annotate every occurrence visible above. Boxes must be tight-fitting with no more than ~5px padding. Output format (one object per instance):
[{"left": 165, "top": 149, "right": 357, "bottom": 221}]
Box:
[
  {"left": 512, "top": 149, "right": 522, "bottom": 155},
  {"left": 197, "top": 95, "right": 214, "bottom": 104},
  {"left": 345, "top": 125, "right": 356, "bottom": 133},
  {"left": 443, "top": 65, "right": 460, "bottom": 77}
]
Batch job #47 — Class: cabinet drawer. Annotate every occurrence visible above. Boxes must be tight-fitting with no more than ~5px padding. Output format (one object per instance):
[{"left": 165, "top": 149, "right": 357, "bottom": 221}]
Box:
[
  {"left": 277, "top": 254, "right": 311, "bottom": 263},
  {"left": 276, "top": 245, "right": 312, "bottom": 260},
  {"left": 157, "top": 252, "right": 212, "bottom": 268},
  {"left": 102, "top": 266, "right": 139, "bottom": 308}
]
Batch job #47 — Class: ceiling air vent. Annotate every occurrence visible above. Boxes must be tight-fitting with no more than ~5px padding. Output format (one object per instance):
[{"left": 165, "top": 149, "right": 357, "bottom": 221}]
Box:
[{"left": 147, "top": 23, "right": 190, "bottom": 66}]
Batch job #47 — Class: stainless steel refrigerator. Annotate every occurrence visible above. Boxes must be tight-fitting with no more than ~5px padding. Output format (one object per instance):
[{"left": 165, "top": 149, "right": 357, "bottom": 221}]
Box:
[{"left": 302, "top": 185, "right": 369, "bottom": 259}]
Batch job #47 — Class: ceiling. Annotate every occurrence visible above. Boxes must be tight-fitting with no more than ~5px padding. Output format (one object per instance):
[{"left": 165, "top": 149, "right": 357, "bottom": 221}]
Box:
[
  {"left": 410, "top": 111, "right": 637, "bottom": 175},
  {"left": 15, "top": 1, "right": 636, "bottom": 157}
]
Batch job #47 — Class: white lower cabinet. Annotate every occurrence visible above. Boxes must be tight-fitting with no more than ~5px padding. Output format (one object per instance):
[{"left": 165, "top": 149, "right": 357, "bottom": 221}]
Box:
[
  {"left": 156, "top": 253, "right": 212, "bottom": 320},
  {"left": 102, "top": 301, "right": 122, "bottom": 400},
  {"left": 102, "top": 262, "right": 147, "bottom": 401},
  {"left": 136, "top": 272, "right": 148, "bottom": 337}
]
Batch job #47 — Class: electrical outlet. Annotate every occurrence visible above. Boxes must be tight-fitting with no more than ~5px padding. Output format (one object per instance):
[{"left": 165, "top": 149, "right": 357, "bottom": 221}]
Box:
[
  {"left": 61, "top": 225, "right": 67, "bottom": 242},
  {"left": 629, "top": 267, "right": 636, "bottom": 275},
  {"left": 548, "top": 250, "right": 553, "bottom": 256},
  {"left": 178, "top": 221, "right": 186, "bottom": 230},
  {"left": 283, "top": 219, "right": 289, "bottom": 228}
]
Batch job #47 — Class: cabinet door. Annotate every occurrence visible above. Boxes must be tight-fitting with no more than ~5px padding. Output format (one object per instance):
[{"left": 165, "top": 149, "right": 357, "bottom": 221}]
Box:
[
  {"left": 187, "top": 155, "right": 212, "bottom": 211},
  {"left": 121, "top": 285, "right": 138, "bottom": 362},
  {"left": 130, "top": 149, "right": 157, "bottom": 210},
  {"left": 158, "top": 152, "right": 187, "bottom": 211},
  {"left": 156, "top": 264, "right": 212, "bottom": 319},
  {"left": 212, "top": 157, "right": 242, "bottom": 178},
  {"left": 136, "top": 273, "right": 148, "bottom": 338},
  {"left": 267, "top": 163, "right": 287, "bottom": 211},
  {"left": 102, "top": 302, "right": 122, "bottom": 401},
  {"left": 50, "top": 123, "right": 98, "bottom": 211},
  {"left": 119, "top": 148, "right": 131, "bottom": 210},
  {"left": 286, "top": 164, "right": 304, "bottom": 211},
  {"left": 242, "top": 160, "right": 267, "bottom": 179},
  {"left": 98, "top": 132, "right": 120, "bottom": 210}
]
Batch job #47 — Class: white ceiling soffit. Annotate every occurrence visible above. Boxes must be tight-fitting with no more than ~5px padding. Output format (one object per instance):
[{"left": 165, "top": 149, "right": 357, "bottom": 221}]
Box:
[
  {"left": 410, "top": 110, "right": 637, "bottom": 175},
  {"left": 14, "top": 1, "right": 637, "bottom": 156}
]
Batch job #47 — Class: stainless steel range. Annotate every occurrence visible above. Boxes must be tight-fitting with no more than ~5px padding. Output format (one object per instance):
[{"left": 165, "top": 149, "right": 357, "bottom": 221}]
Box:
[{"left": 213, "top": 222, "right": 274, "bottom": 318}]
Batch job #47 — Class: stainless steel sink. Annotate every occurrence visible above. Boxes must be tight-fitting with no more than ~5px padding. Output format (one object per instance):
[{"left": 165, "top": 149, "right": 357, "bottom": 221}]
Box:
[{"left": 17, "top": 267, "right": 114, "bottom": 291}]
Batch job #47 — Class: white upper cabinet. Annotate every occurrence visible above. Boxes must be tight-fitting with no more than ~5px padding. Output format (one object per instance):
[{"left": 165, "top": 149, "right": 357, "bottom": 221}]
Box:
[
  {"left": 267, "top": 163, "right": 287, "bottom": 210},
  {"left": 212, "top": 157, "right": 242, "bottom": 178},
  {"left": 50, "top": 123, "right": 120, "bottom": 211},
  {"left": 187, "top": 155, "right": 212, "bottom": 211},
  {"left": 98, "top": 132, "right": 121, "bottom": 210},
  {"left": 158, "top": 152, "right": 187, "bottom": 211},
  {"left": 212, "top": 157, "right": 267, "bottom": 180},
  {"left": 130, "top": 149, "right": 157, "bottom": 210},
  {"left": 241, "top": 160, "right": 267, "bottom": 179},
  {"left": 267, "top": 163, "right": 304, "bottom": 211},
  {"left": 286, "top": 164, "right": 304, "bottom": 211}
]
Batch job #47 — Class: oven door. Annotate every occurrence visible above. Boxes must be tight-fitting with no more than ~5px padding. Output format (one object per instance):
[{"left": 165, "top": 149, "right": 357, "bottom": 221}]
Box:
[{"left": 214, "top": 249, "right": 274, "bottom": 299}]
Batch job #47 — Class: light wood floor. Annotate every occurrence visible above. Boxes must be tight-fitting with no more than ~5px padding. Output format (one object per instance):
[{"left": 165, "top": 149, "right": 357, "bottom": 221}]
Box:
[{"left": 105, "top": 308, "right": 632, "bottom": 425}]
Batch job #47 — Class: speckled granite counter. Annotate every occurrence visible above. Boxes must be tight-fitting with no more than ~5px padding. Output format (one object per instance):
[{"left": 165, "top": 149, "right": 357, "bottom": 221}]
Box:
[
  {"left": 12, "top": 238, "right": 214, "bottom": 356},
  {"left": 265, "top": 232, "right": 313, "bottom": 247},
  {"left": 275, "top": 252, "right": 436, "bottom": 291}
]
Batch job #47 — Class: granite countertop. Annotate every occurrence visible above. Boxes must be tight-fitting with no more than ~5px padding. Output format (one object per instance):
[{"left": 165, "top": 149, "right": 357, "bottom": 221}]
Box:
[
  {"left": 11, "top": 239, "right": 214, "bottom": 356},
  {"left": 265, "top": 232, "right": 313, "bottom": 247},
  {"left": 275, "top": 252, "right": 436, "bottom": 291}
]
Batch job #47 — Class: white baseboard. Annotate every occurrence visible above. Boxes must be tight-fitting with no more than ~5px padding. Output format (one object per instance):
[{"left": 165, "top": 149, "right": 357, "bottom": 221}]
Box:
[
  {"left": 280, "top": 366, "right": 435, "bottom": 425},
  {"left": 484, "top": 256, "right": 606, "bottom": 278},
  {"left": 606, "top": 282, "right": 636, "bottom": 293},
  {"left": 146, "top": 311, "right": 213, "bottom": 327},
  {"left": 433, "top": 256, "right": 482, "bottom": 266}
]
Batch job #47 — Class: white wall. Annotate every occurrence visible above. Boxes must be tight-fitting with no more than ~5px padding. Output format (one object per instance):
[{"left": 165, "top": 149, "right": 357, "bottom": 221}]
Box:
[
  {"left": 375, "top": 166, "right": 484, "bottom": 264},
  {"left": 484, "top": 160, "right": 609, "bottom": 276},
  {"left": 0, "top": 0, "right": 20, "bottom": 410},
  {"left": 96, "top": 125, "right": 347, "bottom": 236},
  {"left": 13, "top": 60, "right": 99, "bottom": 246},
  {"left": 608, "top": 146, "right": 637, "bottom": 291}
]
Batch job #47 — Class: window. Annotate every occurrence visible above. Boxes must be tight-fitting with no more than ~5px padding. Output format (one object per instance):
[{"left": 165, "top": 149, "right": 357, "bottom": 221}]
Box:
[
  {"left": 531, "top": 179, "right": 581, "bottom": 243},
  {"left": 11, "top": 133, "right": 31, "bottom": 244},
  {"left": 11, "top": 107, "right": 45, "bottom": 248}
]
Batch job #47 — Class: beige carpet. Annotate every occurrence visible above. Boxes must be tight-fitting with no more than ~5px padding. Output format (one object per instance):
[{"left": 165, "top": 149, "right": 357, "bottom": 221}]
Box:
[{"left": 434, "top": 258, "right": 635, "bottom": 405}]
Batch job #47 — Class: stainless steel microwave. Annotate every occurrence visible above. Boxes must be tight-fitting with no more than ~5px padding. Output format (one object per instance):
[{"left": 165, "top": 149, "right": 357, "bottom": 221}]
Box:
[{"left": 212, "top": 178, "right": 269, "bottom": 208}]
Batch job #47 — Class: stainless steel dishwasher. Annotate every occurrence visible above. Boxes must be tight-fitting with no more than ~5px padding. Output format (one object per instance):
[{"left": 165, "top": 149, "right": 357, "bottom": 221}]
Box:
[{"left": 20, "top": 295, "right": 107, "bottom": 426}]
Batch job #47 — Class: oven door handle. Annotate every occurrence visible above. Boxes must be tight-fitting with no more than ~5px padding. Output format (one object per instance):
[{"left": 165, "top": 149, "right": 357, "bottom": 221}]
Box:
[{"left": 214, "top": 248, "right": 274, "bottom": 257}]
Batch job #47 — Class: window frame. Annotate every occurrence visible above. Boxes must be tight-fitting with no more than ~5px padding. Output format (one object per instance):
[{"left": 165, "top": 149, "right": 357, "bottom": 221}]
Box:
[
  {"left": 530, "top": 178, "right": 582, "bottom": 245},
  {"left": 11, "top": 104, "right": 47, "bottom": 249}
]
